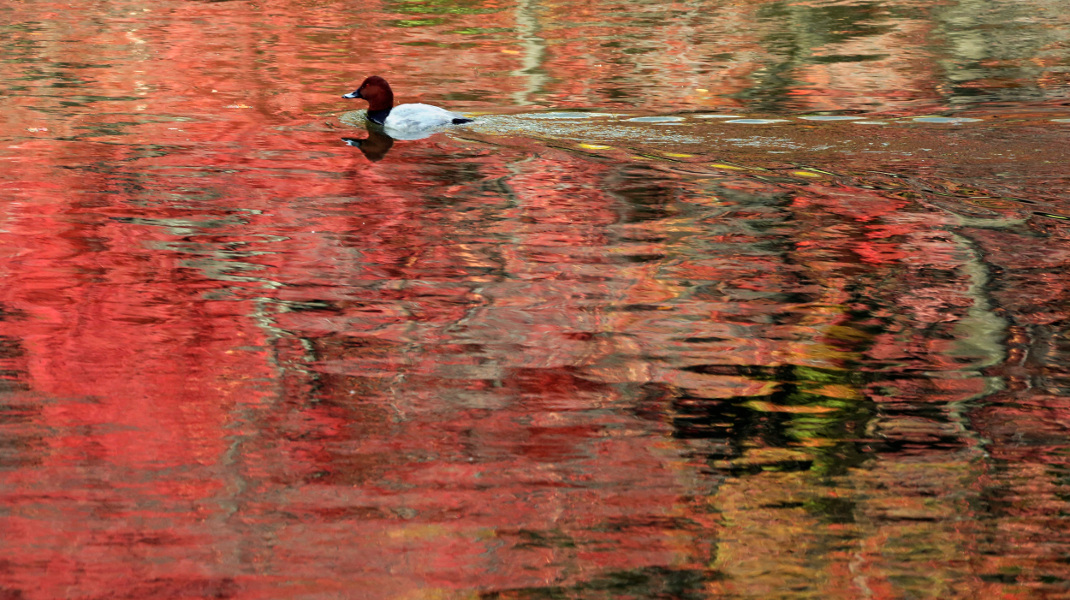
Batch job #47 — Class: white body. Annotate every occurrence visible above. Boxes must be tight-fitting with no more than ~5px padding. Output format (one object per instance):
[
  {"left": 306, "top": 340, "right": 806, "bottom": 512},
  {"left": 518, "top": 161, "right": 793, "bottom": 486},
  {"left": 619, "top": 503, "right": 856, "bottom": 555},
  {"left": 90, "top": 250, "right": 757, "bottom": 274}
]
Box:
[{"left": 380, "top": 103, "right": 469, "bottom": 139}]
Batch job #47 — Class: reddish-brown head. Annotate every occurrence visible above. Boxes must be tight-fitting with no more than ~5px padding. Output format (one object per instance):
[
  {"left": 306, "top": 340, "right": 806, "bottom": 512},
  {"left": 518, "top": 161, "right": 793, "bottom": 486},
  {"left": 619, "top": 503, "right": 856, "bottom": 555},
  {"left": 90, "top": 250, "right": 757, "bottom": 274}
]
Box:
[{"left": 341, "top": 76, "right": 395, "bottom": 112}]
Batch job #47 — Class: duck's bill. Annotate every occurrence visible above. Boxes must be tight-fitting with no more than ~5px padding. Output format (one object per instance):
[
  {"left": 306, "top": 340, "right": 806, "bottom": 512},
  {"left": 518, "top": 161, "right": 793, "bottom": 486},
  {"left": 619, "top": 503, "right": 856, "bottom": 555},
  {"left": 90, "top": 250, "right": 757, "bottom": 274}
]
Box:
[{"left": 342, "top": 90, "right": 362, "bottom": 99}]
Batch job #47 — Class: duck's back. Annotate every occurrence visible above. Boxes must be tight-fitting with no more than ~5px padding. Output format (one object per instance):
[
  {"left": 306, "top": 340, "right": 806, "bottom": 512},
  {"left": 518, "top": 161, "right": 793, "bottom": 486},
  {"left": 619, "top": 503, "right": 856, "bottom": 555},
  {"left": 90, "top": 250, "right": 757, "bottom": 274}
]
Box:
[{"left": 384, "top": 103, "right": 470, "bottom": 133}]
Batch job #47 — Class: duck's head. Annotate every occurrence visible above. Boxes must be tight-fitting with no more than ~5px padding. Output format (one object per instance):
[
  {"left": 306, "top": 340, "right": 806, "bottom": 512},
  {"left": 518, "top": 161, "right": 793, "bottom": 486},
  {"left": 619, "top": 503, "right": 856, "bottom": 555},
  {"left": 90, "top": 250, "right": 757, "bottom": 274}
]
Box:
[{"left": 342, "top": 76, "right": 394, "bottom": 112}]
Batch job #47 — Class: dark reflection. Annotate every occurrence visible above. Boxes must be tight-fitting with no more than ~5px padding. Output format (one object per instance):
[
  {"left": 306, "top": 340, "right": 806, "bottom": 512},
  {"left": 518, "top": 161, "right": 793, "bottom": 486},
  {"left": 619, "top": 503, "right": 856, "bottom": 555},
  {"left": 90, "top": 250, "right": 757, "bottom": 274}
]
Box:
[
  {"left": 480, "top": 566, "right": 713, "bottom": 600},
  {"left": 341, "top": 125, "right": 395, "bottom": 162}
]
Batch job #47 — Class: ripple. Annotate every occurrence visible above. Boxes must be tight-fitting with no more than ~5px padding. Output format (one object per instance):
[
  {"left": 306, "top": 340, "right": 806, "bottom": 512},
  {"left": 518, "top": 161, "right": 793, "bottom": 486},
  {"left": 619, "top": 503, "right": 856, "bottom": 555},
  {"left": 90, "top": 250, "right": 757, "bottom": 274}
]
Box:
[
  {"left": 468, "top": 115, "right": 703, "bottom": 143},
  {"left": 725, "top": 119, "right": 790, "bottom": 125},
  {"left": 912, "top": 116, "right": 983, "bottom": 124},
  {"left": 625, "top": 116, "right": 687, "bottom": 123},
  {"left": 520, "top": 112, "right": 610, "bottom": 120},
  {"left": 798, "top": 115, "right": 863, "bottom": 121}
]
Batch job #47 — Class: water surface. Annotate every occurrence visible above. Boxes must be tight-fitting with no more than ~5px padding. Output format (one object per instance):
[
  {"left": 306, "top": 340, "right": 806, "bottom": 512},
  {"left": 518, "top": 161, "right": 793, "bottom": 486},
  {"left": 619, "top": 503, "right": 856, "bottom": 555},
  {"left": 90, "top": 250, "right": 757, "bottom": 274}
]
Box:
[{"left": 1, "top": 0, "right": 1069, "bottom": 598}]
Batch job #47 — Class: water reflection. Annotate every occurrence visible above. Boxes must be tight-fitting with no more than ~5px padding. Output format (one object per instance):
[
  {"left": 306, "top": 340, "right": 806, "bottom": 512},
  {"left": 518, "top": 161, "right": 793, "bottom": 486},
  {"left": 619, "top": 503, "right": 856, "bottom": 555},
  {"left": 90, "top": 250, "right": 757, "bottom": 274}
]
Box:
[
  {"left": 343, "top": 126, "right": 396, "bottom": 161},
  {"left": 0, "top": 0, "right": 1068, "bottom": 598}
]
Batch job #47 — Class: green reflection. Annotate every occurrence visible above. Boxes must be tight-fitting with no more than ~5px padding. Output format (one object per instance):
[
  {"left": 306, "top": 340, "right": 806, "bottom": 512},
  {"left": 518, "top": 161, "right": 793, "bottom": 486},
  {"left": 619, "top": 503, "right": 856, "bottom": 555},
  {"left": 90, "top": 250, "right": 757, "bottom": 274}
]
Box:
[
  {"left": 388, "top": 18, "right": 448, "bottom": 27},
  {"left": 392, "top": 0, "right": 500, "bottom": 15}
]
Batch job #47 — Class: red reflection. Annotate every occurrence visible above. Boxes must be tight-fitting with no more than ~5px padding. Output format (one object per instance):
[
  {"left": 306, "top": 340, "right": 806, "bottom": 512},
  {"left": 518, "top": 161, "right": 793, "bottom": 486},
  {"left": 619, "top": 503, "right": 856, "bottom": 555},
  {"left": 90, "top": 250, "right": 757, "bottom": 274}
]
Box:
[{"left": 0, "top": 0, "right": 1067, "bottom": 598}]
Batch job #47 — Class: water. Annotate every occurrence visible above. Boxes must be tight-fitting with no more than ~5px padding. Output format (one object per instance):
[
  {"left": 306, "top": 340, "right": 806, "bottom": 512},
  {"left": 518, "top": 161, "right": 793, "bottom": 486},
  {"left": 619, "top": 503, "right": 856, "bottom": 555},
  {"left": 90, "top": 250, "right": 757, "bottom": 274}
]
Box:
[{"left": 0, "top": 0, "right": 1069, "bottom": 598}]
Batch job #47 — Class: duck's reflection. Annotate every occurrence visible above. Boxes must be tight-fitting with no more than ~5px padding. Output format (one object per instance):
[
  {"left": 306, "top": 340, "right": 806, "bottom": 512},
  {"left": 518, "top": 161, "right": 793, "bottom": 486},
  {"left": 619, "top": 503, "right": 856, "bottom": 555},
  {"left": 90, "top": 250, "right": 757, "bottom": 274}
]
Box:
[{"left": 341, "top": 126, "right": 395, "bottom": 162}]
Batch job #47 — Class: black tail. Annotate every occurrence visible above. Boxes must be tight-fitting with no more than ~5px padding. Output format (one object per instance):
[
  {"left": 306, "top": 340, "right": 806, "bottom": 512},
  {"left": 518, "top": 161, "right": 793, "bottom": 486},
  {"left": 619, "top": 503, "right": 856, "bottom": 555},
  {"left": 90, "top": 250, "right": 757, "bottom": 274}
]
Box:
[{"left": 452, "top": 117, "right": 474, "bottom": 124}]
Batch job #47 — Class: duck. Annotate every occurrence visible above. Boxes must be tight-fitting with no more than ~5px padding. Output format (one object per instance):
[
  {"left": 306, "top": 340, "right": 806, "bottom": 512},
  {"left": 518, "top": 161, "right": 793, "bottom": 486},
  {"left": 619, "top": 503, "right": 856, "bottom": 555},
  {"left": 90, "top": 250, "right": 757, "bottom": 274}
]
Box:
[{"left": 342, "top": 76, "right": 472, "bottom": 137}]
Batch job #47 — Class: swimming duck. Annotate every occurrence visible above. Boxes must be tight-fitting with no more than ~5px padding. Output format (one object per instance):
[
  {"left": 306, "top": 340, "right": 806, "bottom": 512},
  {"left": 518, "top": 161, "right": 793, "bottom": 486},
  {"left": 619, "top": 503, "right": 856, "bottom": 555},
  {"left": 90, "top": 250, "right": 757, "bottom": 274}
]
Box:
[{"left": 342, "top": 76, "right": 472, "bottom": 137}]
